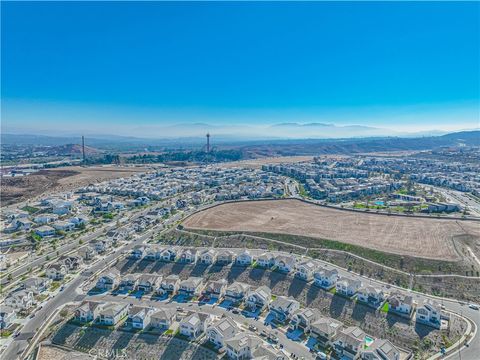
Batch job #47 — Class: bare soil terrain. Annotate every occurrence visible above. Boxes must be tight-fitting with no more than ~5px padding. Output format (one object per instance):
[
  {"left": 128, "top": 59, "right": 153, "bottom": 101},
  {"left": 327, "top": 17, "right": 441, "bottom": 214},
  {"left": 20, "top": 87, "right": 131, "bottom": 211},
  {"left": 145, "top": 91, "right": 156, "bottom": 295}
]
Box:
[
  {"left": 1, "top": 165, "right": 147, "bottom": 206},
  {"left": 114, "top": 258, "right": 466, "bottom": 358},
  {"left": 222, "top": 155, "right": 314, "bottom": 169},
  {"left": 183, "top": 200, "right": 480, "bottom": 261},
  {"left": 158, "top": 230, "right": 480, "bottom": 301}
]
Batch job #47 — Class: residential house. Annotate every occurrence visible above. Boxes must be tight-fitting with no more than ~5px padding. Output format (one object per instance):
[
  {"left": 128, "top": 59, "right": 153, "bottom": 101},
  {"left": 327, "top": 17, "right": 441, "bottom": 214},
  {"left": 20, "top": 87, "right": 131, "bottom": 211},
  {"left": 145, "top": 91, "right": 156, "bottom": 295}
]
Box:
[
  {"left": 35, "top": 225, "right": 56, "bottom": 237},
  {"left": 313, "top": 268, "right": 338, "bottom": 290},
  {"left": 333, "top": 326, "right": 366, "bottom": 360},
  {"left": 178, "top": 248, "right": 198, "bottom": 263},
  {"left": 15, "top": 218, "right": 33, "bottom": 231},
  {"left": 136, "top": 274, "right": 162, "bottom": 293},
  {"left": 78, "top": 246, "right": 96, "bottom": 261},
  {"left": 119, "top": 274, "right": 139, "bottom": 292},
  {"left": 295, "top": 260, "right": 317, "bottom": 281},
  {"left": 46, "top": 263, "right": 68, "bottom": 281},
  {"left": 179, "top": 312, "right": 213, "bottom": 339},
  {"left": 357, "top": 286, "right": 385, "bottom": 308},
  {"left": 206, "top": 317, "right": 240, "bottom": 348},
  {"left": 21, "top": 277, "right": 51, "bottom": 295},
  {"left": 256, "top": 252, "right": 275, "bottom": 268},
  {"left": 159, "top": 247, "right": 177, "bottom": 262},
  {"left": 5, "top": 290, "right": 34, "bottom": 310},
  {"left": 127, "top": 306, "right": 154, "bottom": 329},
  {"left": 245, "top": 286, "right": 271, "bottom": 311},
  {"left": 75, "top": 301, "right": 104, "bottom": 323},
  {"left": 52, "top": 201, "right": 73, "bottom": 215},
  {"left": 69, "top": 216, "right": 87, "bottom": 227},
  {"left": 216, "top": 250, "right": 235, "bottom": 265},
  {"left": 52, "top": 221, "right": 76, "bottom": 232},
  {"left": 225, "top": 282, "right": 251, "bottom": 304},
  {"left": 150, "top": 308, "right": 177, "bottom": 330},
  {"left": 0, "top": 306, "right": 16, "bottom": 329},
  {"left": 274, "top": 254, "right": 296, "bottom": 273},
  {"left": 199, "top": 249, "right": 217, "bottom": 265},
  {"left": 92, "top": 239, "right": 111, "bottom": 254},
  {"left": 235, "top": 250, "right": 253, "bottom": 266},
  {"left": 178, "top": 277, "right": 204, "bottom": 297},
  {"left": 130, "top": 245, "right": 146, "bottom": 260},
  {"left": 388, "top": 292, "right": 414, "bottom": 317},
  {"left": 416, "top": 300, "right": 442, "bottom": 328},
  {"left": 96, "top": 269, "right": 120, "bottom": 291},
  {"left": 202, "top": 279, "right": 228, "bottom": 300},
  {"left": 291, "top": 308, "right": 322, "bottom": 332},
  {"left": 225, "top": 333, "right": 263, "bottom": 360},
  {"left": 361, "top": 339, "right": 401, "bottom": 360},
  {"left": 33, "top": 214, "right": 58, "bottom": 225},
  {"left": 144, "top": 246, "right": 162, "bottom": 261},
  {"left": 336, "top": 277, "right": 362, "bottom": 298},
  {"left": 157, "top": 274, "right": 180, "bottom": 295},
  {"left": 310, "top": 317, "right": 343, "bottom": 347},
  {"left": 269, "top": 296, "right": 301, "bottom": 322},
  {"left": 97, "top": 302, "right": 129, "bottom": 326},
  {"left": 60, "top": 255, "right": 83, "bottom": 271}
]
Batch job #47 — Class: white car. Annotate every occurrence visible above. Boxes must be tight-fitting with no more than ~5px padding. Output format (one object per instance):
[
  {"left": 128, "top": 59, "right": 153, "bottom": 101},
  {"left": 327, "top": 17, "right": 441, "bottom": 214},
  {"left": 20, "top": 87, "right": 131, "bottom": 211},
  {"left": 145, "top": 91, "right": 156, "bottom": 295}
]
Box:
[
  {"left": 316, "top": 352, "right": 327, "bottom": 360},
  {"left": 468, "top": 304, "right": 479, "bottom": 311}
]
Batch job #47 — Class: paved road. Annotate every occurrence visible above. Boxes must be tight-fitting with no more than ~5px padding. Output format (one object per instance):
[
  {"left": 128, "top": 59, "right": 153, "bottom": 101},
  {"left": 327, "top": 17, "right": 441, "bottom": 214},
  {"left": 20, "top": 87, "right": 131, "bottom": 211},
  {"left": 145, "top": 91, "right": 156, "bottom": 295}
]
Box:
[
  {"left": 1, "top": 203, "right": 167, "bottom": 286},
  {"left": 90, "top": 293, "right": 313, "bottom": 359},
  {"left": 3, "top": 207, "right": 479, "bottom": 359},
  {"left": 1, "top": 222, "right": 165, "bottom": 360},
  {"left": 423, "top": 185, "right": 480, "bottom": 218}
]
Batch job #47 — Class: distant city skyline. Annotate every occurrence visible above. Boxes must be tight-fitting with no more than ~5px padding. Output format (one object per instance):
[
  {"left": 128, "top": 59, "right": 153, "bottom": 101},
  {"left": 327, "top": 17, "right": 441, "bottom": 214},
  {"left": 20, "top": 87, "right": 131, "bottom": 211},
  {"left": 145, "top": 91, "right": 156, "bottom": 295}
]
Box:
[{"left": 2, "top": 1, "right": 479, "bottom": 138}]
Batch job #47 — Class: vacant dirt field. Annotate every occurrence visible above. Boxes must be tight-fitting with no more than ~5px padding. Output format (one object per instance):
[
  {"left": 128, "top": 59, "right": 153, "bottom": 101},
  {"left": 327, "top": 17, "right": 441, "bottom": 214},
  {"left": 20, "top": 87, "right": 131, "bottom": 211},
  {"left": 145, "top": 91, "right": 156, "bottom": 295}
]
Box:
[
  {"left": 1, "top": 165, "right": 147, "bottom": 207},
  {"left": 222, "top": 155, "right": 314, "bottom": 169},
  {"left": 183, "top": 200, "right": 480, "bottom": 261}
]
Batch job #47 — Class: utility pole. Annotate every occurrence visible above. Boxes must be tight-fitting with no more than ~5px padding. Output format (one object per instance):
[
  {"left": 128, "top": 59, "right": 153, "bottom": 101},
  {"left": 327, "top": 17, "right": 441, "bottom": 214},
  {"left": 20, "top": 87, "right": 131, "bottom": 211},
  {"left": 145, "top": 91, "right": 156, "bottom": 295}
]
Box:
[{"left": 82, "top": 135, "right": 86, "bottom": 164}]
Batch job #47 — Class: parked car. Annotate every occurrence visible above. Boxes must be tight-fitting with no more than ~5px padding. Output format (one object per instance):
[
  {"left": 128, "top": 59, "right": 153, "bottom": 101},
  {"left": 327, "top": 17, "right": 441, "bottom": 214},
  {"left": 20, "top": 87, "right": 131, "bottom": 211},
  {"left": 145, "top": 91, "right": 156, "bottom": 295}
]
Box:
[{"left": 316, "top": 352, "right": 327, "bottom": 360}]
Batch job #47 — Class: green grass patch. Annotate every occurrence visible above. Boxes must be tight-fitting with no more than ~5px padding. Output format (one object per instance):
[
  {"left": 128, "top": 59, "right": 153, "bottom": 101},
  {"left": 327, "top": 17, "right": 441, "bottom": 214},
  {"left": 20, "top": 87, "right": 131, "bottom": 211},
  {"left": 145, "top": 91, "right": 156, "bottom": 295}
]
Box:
[
  {"left": 0, "top": 330, "right": 12, "bottom": 338},
  {"left": 380, "top": 302, "right": 389, "bottom": 313},
  {"left": 49, "top": 281, "right": 61, "bottom": 292},
  {"left": 329, "top": 287, "right": 337, "bottom": 294},
  {"left": 21, "top": 206, "right": 40, "bottom": 214}
]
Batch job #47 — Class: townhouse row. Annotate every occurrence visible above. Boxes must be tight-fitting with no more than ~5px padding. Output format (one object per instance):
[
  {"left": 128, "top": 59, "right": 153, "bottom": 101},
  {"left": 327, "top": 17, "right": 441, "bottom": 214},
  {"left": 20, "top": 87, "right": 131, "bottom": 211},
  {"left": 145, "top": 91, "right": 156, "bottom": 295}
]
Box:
[{"left": 74, "top": 300, "right": 284, "bottom": 360}]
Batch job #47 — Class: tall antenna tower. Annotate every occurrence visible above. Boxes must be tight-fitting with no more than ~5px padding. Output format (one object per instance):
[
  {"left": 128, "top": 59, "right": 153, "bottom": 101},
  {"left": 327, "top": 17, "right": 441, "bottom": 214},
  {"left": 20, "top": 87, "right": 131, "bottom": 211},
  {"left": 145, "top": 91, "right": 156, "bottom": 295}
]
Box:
[
  {"left": 206, "top": 133, "right": 210, "bottom": 153},
  {"left": 82, "top": 135, "right": 86, "bottom": 164}
]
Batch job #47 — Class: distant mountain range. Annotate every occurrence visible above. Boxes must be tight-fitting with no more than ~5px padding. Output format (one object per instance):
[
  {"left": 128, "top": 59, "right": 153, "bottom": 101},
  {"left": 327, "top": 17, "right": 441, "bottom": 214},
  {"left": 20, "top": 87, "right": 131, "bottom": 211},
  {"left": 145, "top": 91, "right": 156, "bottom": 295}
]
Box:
[
  {"left": 3, "top": 122, "right": 473, "bottom": 146},
  {"left": 2, "top": 129, "right": 479, "bottom": 153}
]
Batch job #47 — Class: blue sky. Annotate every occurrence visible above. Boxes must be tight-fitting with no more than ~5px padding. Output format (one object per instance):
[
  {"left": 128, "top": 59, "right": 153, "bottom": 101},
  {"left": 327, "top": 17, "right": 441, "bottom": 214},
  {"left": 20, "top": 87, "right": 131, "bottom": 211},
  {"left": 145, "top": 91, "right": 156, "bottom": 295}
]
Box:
[{"left": 2, "top": 1, "right": 479, "bottom": 137}]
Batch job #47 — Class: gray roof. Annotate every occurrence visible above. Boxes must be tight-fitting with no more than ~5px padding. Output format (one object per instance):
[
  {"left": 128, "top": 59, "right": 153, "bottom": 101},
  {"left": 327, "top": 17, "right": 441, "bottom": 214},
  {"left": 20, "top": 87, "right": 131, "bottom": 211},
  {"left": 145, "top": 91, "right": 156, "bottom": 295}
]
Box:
[
  {"left": 225, "top": 333, "right": 262, "bottom": 351},
  {"left": 207, "top": 317, "right": 238, "bottom": 338}
]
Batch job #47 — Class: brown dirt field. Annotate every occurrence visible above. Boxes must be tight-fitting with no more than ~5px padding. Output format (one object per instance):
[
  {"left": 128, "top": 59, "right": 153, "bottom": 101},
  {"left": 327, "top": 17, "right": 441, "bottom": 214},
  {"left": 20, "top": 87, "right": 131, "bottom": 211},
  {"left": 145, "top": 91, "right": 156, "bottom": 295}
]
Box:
[
  {"left": 222, "top": 155, "right": 314, "bottom": 169},
  {"left": 1, "top": 165, "right": 147, "bottom": 207},
  {"left": 183, "top": 200, "right": 480, "bottom": 261}
]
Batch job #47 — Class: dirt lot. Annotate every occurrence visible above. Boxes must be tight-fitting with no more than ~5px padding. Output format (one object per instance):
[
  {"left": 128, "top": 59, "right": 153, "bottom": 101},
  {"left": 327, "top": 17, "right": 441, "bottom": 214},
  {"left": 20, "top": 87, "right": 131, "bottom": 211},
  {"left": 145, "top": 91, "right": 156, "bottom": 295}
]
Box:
[
  {"left": 158, "top": 231, "right": 479, "bottom": 301},
  {"left": 37, "top": 344, "right": 93, "bottom": 360},
  {"left": 1, "top": 165, "right": 147, "bottom": 206},
  {"left": 114, "top": 258, "right": 466, "bottom": 358},
  {"left": 51, "top": 324, "right": 217, "bottom": 360},
  {"left": 222, "top": 155, "right": 314, "bottom": 169},
  {"left": 183, "top": 200, "right": 480, "bottom": 261}
]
